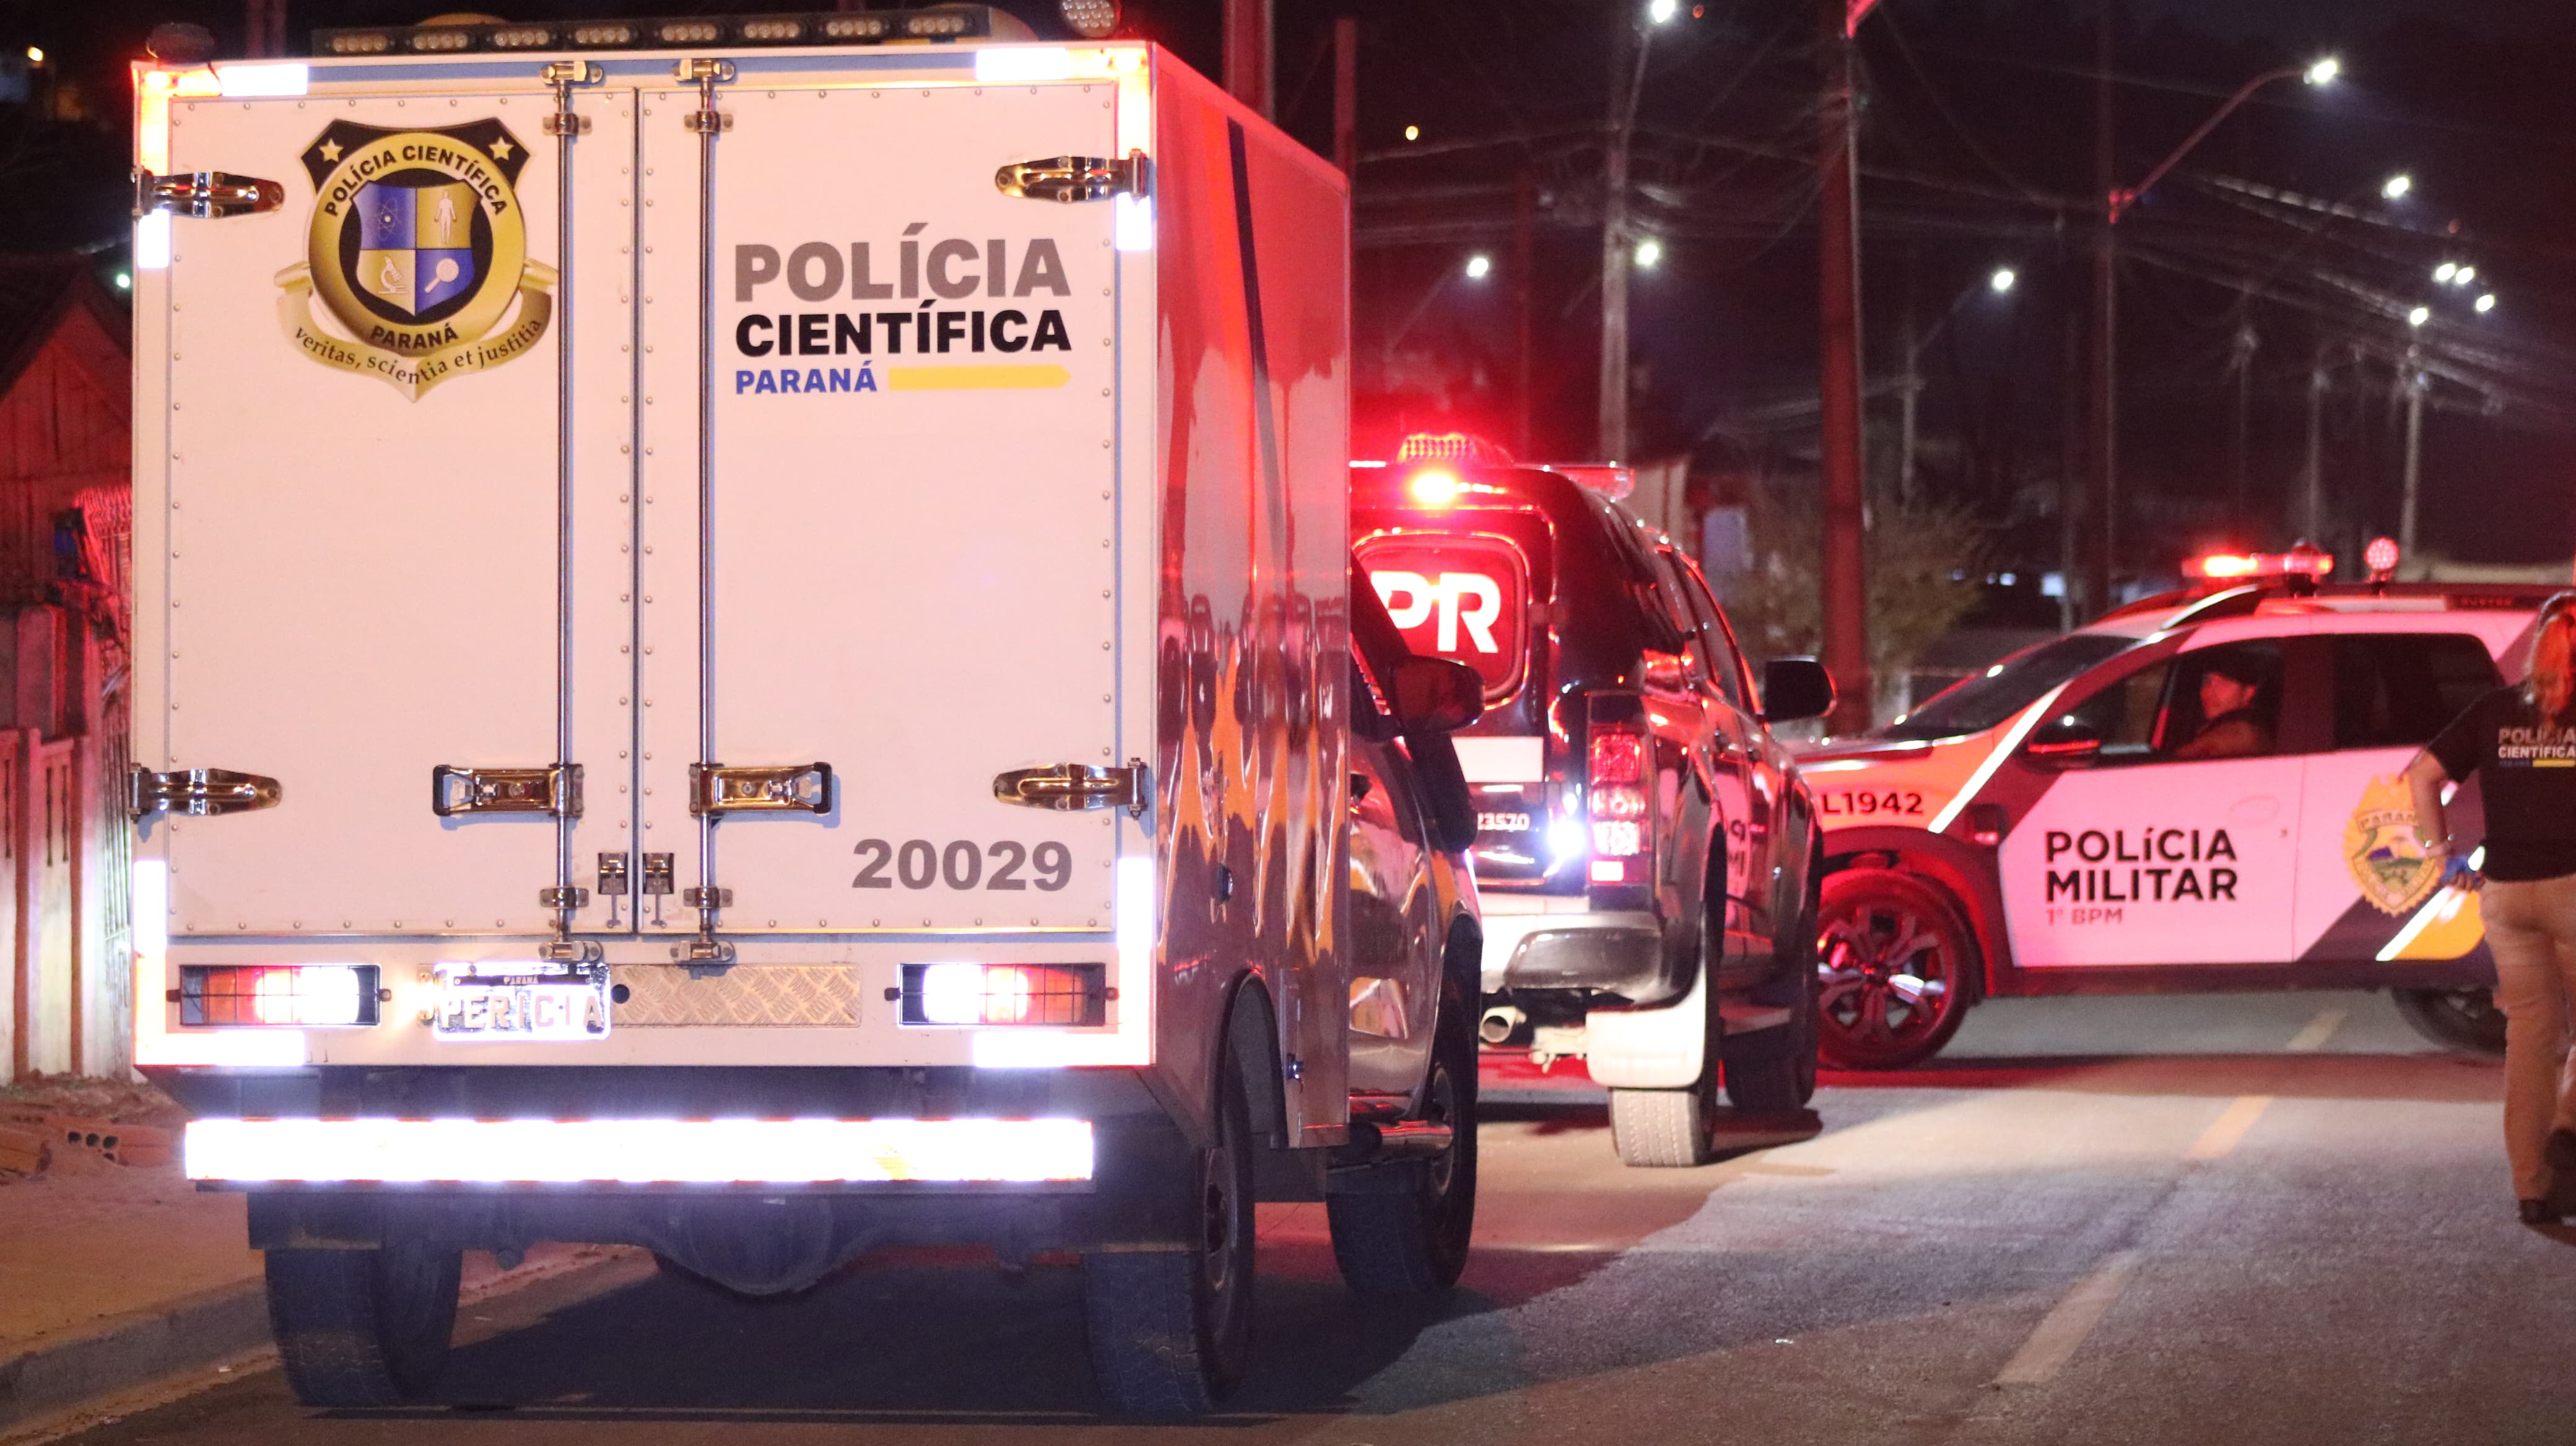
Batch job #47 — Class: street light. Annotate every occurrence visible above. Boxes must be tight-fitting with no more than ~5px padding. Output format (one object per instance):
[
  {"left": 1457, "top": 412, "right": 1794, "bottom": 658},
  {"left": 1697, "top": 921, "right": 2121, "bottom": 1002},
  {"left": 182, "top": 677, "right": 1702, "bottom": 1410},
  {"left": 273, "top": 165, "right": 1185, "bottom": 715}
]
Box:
[
  {"left": 2476, "top": 292, "right": 2498, "bottom": 314},
  {"left": 2381, "top": 173, "right": 2413, "bottom": 200},
  {"left": 2089, "top": 53, "right": 2341, "bottom": 617},
  {"left": 1646, "top": 0, "right": 1679, "bottom": 22},
  {"left": 1988, "top": 266, "right": 2017, "bottom": 294},
  {"left": 2406, "top": 305, "right": 2430, "bottom": 328},
  {"left": 1464, "top": 253, "right": 1492, "bottom": 281},
  {"left": 2452, "top": 264, "right": 2476, "bottom": 285},
  {"left": 24, "top": 46, "right": 40, "bottom": 64},
  {"left": 2434, "top": 261, "right": 2457, "bottom": 282},
  {"left": 1633, "top": 237, "right": 1663, "bottom": 269}
]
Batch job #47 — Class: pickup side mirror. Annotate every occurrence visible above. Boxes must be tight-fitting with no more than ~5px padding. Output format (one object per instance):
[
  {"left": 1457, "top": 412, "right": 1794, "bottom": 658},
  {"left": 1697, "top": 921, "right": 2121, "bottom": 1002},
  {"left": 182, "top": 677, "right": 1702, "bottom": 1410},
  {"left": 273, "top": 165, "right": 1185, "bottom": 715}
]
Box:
[
  {"left": 1760, "top": 657, "right": 1837, "bottom": 723},
  {"left": 2026, "top": 715, "right": 2102, "bottom": 767},
  {"left": 1390, "top": 656, "right": 1483, "bottom": 734}
]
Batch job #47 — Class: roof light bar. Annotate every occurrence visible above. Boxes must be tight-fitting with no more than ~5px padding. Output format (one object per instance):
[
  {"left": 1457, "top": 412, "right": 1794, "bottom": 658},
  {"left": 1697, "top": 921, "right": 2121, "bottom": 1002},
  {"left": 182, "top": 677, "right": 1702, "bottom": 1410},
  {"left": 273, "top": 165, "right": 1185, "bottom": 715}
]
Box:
[{"left": 311, "top": 8, "right": 1034, "bottom": 58}]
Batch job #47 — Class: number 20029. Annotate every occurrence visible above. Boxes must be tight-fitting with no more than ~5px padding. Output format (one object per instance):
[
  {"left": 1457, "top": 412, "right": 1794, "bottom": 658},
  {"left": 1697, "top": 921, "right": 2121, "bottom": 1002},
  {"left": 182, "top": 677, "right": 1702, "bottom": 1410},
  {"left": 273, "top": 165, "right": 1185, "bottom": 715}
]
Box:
[{"left": 854, "top": 838, "right": 1073, "bottom": 892}]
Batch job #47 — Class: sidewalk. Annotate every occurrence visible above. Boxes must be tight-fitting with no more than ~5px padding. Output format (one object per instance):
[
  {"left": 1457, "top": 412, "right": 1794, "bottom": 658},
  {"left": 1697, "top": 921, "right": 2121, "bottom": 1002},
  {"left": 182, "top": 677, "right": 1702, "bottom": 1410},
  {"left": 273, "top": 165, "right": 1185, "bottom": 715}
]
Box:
[{"left": 0, "top": 1079, "right": 632, "bottom": 1434}]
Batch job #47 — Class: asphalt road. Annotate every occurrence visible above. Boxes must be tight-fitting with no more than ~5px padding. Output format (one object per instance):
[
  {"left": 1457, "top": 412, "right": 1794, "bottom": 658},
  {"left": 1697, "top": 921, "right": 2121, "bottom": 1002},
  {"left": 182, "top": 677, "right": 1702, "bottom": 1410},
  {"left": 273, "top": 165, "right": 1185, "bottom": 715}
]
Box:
[{"left": 52, "top": 991, "right": 2576, "bottom": 1445}]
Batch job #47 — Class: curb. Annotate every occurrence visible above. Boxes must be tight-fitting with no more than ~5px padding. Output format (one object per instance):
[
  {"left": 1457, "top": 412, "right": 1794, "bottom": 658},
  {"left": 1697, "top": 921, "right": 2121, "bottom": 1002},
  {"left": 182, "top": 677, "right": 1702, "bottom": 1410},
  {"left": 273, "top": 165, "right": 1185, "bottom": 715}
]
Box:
[
  {"left": 0, "top": 1281, "right": 268, "bottom": 1434},
  {"left": 0, "top": 1244, "right": 643, "bottom": 1437}
]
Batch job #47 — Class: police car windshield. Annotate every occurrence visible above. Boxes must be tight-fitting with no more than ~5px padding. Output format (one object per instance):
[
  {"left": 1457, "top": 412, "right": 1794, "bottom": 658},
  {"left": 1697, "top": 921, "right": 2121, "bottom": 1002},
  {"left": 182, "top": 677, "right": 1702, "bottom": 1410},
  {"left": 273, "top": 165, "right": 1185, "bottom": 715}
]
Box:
[{"left": 1879, "top": 633, "right": 2136, "bottom": 741}]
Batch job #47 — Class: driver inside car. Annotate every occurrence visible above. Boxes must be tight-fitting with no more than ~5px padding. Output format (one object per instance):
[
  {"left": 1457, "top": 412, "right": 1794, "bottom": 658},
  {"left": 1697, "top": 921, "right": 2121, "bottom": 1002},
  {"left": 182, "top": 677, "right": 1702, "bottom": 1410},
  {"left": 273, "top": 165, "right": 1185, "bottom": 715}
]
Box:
[{"left": 2172, "top": 655, "right": 2275, "bottom": 759}]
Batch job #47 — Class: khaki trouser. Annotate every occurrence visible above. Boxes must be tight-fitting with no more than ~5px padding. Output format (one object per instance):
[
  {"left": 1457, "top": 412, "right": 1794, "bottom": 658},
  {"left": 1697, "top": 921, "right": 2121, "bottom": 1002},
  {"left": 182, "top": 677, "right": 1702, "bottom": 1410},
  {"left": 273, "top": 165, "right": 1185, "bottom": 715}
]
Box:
[{"left": 2477, "top": 876, "right": 2576, "bottom": 1200}]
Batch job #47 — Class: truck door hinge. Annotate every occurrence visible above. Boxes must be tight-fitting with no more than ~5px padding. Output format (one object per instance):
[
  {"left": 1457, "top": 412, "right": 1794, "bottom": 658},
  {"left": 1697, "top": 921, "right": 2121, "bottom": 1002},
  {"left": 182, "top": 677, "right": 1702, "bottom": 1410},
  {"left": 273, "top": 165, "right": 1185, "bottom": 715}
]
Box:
[
  {"left": 994, "top": 152, "right": 1151, "bottom": 204},
  {"left": 132, "top": 169, "right": 283, "bottom": 219},
  {"left": 430, "top": 764, "right": 583, "bottom": 819},
  {"left": 128, "top": 765, "right": 281, "bottom": 821},
  {"left": 994, "top": 760, "right": 1151, "bottom": 817},
  {"left": 689, "top": 763, "right": 832, "bottom": 816}
]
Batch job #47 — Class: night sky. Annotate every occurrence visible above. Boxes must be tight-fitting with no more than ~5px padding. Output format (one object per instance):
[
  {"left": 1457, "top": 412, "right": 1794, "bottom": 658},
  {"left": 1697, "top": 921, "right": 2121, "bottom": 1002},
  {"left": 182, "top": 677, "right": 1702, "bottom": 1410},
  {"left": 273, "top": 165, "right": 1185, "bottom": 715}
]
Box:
[{"left": 4, "top": 0, "right": 2572, "bottom": 583}]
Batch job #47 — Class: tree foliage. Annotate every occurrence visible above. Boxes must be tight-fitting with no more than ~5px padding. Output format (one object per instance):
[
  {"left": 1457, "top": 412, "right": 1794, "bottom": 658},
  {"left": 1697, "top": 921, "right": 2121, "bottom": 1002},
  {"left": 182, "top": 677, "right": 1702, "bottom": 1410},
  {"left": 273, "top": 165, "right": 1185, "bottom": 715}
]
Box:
[{"left": 1718, "top": 487, "right": 1990, "bottom": 714}]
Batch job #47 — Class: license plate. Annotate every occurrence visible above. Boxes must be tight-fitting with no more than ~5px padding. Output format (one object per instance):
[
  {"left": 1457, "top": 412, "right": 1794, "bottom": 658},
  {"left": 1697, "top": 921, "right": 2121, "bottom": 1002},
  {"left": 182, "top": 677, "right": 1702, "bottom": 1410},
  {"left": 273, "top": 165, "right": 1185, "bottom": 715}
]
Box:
[{"left": 433, "top": 977, "right": 609, "bottom": 1041}]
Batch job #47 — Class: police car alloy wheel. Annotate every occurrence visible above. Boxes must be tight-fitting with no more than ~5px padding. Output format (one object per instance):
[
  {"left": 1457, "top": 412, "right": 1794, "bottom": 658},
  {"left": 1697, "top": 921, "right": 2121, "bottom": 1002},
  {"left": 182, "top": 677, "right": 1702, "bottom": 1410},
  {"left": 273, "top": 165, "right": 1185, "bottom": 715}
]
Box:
[{"left": 1816, "top": 870, "right": 1977, "bottom": 1071}]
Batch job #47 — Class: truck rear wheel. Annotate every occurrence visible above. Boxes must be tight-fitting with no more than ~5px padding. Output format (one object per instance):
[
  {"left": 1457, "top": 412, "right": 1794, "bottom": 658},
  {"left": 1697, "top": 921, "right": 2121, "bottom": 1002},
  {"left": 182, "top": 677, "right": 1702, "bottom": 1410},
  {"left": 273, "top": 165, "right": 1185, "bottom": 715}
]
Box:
[
  {"left": 2391, "top": 987, "right": 2509, "bottom": 1058},
  {"left": 266, "top": 1240, "right": 461, "bottom": 1407},
  {"left": 1083, "top": 1051, "right": 1255, "bottom": 1417},
  {"left": 1328, "top": 979, "right": 1479, "bottom": 1294},
  {"left": 1723, "top": 871, "right": 1823, "bottom": 1113},
  {"left": 1816, "top": 869, "right": 1975, "bottom": 1071}
]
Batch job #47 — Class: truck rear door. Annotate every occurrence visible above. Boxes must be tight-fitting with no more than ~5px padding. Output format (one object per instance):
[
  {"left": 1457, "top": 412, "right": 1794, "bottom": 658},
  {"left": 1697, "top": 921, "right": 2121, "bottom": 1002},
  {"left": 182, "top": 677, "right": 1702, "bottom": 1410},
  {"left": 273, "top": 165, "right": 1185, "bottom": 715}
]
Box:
[
  {"left": 633, "top": 73, "right": 1124, "bottom": 941},
  {"left": 154, "top": 83, "right": 636, "bottom": 936}
]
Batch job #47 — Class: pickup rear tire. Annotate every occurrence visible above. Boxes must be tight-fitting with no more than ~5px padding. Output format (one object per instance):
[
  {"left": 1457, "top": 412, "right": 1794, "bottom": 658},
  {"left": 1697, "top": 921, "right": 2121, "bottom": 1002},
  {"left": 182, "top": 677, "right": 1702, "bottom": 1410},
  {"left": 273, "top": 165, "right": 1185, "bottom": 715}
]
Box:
[
  {"left": 266, "top": 1240, "right": 461, "bottom": 1407},
  {"left": 1608, "top": 1083, "right": 1719, "bottom": 1167},
  {"left": 1328, "top": 979, "right": 1479, "bottom": 1294},
  {"left": 1083, "top": 1049, "right": 1255, "bottom": 1417},
  {"left": 2391, "top": 986, "right": 2509, "bottom": 1058},
  {"left": 1723, "top": 871, "right": 1823, "bottom": 1113},
  {"left": 1816, "top": 869, "right": 1975, "bottom": 1071}
]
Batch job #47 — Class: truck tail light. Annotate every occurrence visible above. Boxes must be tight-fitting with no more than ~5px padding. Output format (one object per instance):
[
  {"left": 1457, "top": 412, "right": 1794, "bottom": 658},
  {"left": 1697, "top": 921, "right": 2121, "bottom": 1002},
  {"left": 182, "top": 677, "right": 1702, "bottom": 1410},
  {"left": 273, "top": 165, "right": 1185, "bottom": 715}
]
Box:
[
  {"left": 178, "top": 965, "right": 379, "bottom": 1027},
  {"left": 1588, "top": 724, "right": 1651, "bottom": 879},
  {"left": 902, "top": 963, "right": 1108, "bottom": 1027}
]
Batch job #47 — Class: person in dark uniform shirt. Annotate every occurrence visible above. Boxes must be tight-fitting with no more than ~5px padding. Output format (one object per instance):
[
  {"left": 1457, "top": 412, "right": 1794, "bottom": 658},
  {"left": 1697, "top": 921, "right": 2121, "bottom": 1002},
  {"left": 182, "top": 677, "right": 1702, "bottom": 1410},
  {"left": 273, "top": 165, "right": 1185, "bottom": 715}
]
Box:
[
  {"left": 2172, "top": 655, "right": 2273, "bottom": 760},
  {"left": 2409, "top": 592, "right": 2576, "bottom": 1224}
]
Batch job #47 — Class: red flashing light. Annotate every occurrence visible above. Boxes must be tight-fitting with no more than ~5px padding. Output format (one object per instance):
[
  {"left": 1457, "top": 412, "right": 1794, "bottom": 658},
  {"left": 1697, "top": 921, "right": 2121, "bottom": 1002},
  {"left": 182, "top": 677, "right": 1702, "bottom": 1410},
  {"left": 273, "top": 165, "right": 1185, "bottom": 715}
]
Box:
[
  {"left": 2185, "top": 546, "right": 2334, "bottom": 583},
  {"left": 2365, "top": 535, "right": 2401, "bottom": 577},
  {"left": 1409, "top": 468, "right": 1464, "bottom": 507}
]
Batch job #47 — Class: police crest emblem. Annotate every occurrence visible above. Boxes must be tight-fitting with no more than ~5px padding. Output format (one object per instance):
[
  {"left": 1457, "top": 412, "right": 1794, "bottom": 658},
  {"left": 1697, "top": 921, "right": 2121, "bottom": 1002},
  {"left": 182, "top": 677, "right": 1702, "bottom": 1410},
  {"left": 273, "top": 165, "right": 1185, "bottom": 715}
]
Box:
[
  {"left": 2345, "top": 773, "right": 2443, "bottom": 916},
  {"left": 274, "top": 118, "right": 552, "bottom": 399}
]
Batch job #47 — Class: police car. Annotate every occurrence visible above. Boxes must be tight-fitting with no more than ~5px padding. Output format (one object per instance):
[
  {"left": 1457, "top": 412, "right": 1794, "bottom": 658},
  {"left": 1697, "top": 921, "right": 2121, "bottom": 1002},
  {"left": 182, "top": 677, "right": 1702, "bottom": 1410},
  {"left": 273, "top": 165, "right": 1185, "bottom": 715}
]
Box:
[
  {"left": 1354, "top": 436, "right": 1835, "bottom": 1167},
  {"left": 1802, "top": 551, "right": 2541, "bottom": 1068}
]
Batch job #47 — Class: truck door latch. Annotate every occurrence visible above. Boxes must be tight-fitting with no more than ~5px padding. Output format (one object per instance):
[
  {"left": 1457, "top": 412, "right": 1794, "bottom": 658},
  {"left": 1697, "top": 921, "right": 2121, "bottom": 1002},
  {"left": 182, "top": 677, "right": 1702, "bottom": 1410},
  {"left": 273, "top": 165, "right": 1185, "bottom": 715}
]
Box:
[
  {"left": 128, "top": 765, "right": 282, "bottom": 821},
  {"left": 689, "top": 763, "right": 832, "bottom": 816},
  {"left": 131, "top": 169, "right": 284, "bottom": 219},
  {"left": 994, "top": 761, "right": 1150, "bottom": 817},
  {"left": 994, "top": 152, "right": 1151, "bottom": 204},
  {"left": 430, "top": 764, "right": 583, "bottom": 818}
]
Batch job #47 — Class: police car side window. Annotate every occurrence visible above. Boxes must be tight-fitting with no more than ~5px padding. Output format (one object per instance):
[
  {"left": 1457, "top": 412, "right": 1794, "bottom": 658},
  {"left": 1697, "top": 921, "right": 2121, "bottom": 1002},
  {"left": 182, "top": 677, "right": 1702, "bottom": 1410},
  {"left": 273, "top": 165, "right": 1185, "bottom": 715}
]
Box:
[
  {"left": 2065, "top": 662, "right": 2173, "bottom": 760},
  {"left": 2331, "top": 633, "right": 2500, "bottom": 749}
]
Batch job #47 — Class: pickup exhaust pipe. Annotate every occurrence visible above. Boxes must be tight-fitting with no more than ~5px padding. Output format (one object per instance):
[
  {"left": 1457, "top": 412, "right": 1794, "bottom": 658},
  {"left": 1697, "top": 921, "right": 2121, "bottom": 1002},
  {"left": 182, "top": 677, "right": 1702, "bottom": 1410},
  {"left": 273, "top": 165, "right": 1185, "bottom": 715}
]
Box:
[
  {"left": 1479, "top": 1005, "right": 1527, "bottom": 1046},
  {"left": 1329, "top": 1118, "right": 1455, "bottom": 1169}
]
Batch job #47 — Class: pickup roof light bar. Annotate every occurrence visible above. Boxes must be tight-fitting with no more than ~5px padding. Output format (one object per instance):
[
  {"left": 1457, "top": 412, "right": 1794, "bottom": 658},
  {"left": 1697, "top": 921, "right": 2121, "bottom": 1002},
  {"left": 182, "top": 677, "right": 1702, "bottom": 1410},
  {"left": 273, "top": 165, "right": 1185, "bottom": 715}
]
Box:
[{"left": 312, "top": 7, "right": 1033, "bottom": 58}]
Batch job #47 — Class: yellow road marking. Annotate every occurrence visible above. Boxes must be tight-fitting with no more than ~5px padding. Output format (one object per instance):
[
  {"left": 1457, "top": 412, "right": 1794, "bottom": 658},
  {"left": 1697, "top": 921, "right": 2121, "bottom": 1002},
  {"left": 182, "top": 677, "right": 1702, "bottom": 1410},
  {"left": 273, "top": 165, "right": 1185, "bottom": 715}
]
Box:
[
  {"left": 2186, "top": 1095, "right": 2274, "bottom": 1161},
  {"left": 2285, "top": 1007, "right": 2346, "bottom": 1053},
  {"left": 884, "top": 364, "right": 1071, "bottom": 391},
  {"left": 1994, "top": 1250, "right": 2142, "bottom": 1385}
]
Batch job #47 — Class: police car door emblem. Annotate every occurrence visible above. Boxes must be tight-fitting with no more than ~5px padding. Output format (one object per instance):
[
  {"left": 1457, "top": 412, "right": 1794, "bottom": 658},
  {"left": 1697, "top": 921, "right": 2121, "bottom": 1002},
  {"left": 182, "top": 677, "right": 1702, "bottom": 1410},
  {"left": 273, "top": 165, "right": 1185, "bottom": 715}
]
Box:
[
  {"left": 274, "top": 120, "right": 553, "bottom": 400},
  {"left": 2345, "top": 773, "right": 2443, "bottom": 916}
]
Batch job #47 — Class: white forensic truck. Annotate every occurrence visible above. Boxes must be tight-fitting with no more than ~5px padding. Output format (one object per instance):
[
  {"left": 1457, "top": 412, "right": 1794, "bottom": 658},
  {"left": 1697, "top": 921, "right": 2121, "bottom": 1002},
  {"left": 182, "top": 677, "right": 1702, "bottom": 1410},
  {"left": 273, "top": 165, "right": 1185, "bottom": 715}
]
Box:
[{"left": 126, "top": 7, "right": 1487, "bottom": 1416}]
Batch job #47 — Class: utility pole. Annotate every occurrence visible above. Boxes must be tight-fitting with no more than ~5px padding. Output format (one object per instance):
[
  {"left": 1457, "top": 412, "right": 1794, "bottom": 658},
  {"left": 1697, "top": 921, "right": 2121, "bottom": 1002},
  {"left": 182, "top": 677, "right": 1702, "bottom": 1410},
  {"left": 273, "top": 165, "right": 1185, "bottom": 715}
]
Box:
[
  {"left": 1515, "top": 169, "right": 1536, "bottom": 457},
  {"left": 1599, "top": 8, "right": 1640, "bottom": 463},
  {"left": 2086, "top": 0, "right": 2117, "bottom": 617},
  {"left": 2230, "top": 319, "right": 2257, "bottom": 530},
  {"left": 2399, "top": 351, "right": 2426, "bottom": 555},
  {"left": 1331, "top": 17, "right": 1357, "bottom": 176},
  {"left": 1223, "top": 0, "right": 1273, "bottom": 119},
  {"left": 1897, "top": 279, "right": 1920, "bottom": 504},
  {"left": 246, "top": 0, "right": 285, "bottom": 58},
  {"left": 2060, "top": 305, "right": 2082, "bottom": 634},
  {"left": 1816, "top": 0, "right": 1871, "bottom": 731},
  {"left": 2303, "top": 342, "right": 2328, "bottom": 541}
]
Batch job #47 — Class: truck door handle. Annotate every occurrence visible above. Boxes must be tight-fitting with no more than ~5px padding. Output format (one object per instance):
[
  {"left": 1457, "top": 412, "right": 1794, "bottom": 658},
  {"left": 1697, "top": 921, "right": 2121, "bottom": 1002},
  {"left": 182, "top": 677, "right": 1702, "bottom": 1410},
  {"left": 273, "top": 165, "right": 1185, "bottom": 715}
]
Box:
[
  {"left": 431, "top": 764, "right": 581, "bottom": 819},
  {"left": 689, "top": 763, "right": 832, "bottom": 816}
]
